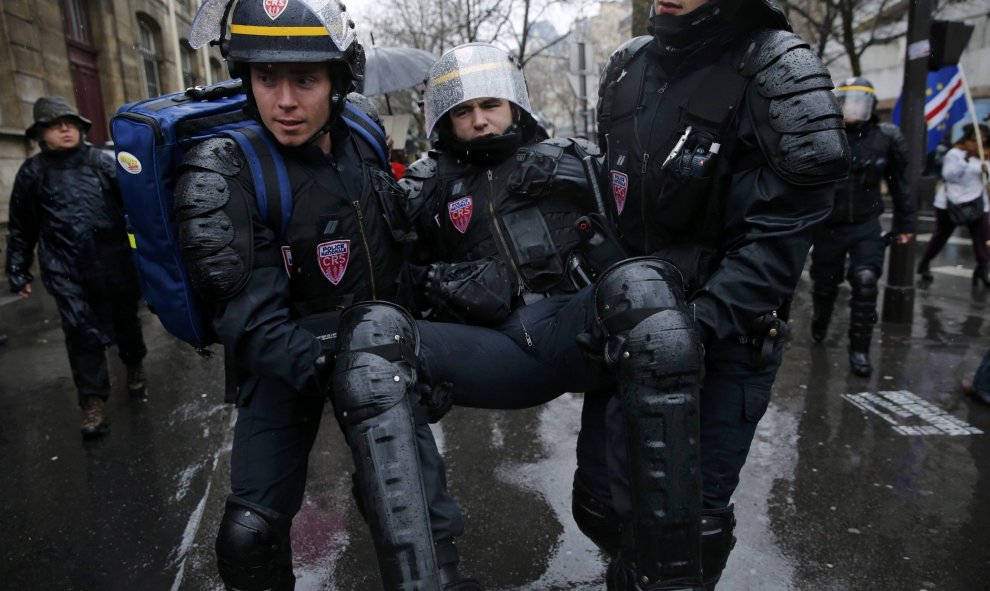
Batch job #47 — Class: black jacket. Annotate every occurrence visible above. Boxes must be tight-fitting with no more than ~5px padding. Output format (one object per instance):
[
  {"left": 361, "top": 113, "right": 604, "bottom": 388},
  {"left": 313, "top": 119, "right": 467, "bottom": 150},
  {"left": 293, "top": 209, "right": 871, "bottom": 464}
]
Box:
[
  {"left": 6, "top": 144, "right": 139, "bottom": 344},
  {"left": 829, "top": 121, "right": 914, "bottom": 233},
  {"left": 399, "top": 137, "right": 601, "bottom": 324},
  {"left": 177, "top": 120, "right": 408, "bottom": 401},
  {"left": 597, "top": 30, "right": 849, "bottom": 343}
]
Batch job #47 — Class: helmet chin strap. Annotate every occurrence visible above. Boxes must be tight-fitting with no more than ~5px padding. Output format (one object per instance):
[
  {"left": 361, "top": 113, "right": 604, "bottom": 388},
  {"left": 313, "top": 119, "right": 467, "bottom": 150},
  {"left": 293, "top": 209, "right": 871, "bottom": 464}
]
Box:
[{"left": 304, "top": 92, "right": 346, "bottom": 148}]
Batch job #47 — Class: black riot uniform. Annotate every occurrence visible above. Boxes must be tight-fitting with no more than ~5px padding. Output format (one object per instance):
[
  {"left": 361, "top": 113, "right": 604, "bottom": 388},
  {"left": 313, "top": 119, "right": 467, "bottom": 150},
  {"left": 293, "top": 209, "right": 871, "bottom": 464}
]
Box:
[
  {"left": 590, "top": 1, "right": 850, "bottom": 588},
  {"left": 6, "top": 100, "right": 147, "bottom": 431},
  {"left": 400, "top": 135, "right": 603, "bottom": 325},
  {"left": 810, "top": 78, "right": 914, "bottom": 377},
  {"left": 180, "top": 1, "right": 471, "bottom": 590}
]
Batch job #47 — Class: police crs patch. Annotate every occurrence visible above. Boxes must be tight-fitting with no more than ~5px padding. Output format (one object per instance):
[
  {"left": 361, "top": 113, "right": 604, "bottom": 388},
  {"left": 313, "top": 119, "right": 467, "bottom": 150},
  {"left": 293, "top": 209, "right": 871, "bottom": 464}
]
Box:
[
  {"left": 448, "top": 196, "right": 473, "bottom": 234},
  {"left": 317, "top": 240, "right": 350, "bottom": 285},
  {"left": 611, "top": 171, "right": 628, "bottom": 215}
]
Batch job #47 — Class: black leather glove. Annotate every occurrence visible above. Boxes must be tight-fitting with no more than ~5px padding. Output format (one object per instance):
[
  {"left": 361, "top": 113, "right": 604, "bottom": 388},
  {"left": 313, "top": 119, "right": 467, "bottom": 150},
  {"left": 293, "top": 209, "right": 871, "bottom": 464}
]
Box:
[{"left": 423, "top": 259, "right": 514, "bottom": 325}]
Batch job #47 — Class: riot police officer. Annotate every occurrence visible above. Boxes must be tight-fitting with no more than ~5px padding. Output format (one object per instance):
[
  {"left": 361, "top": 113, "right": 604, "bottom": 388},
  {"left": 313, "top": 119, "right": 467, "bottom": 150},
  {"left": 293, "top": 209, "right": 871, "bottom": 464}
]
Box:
[
  {"left": 333, "top": 42, "right": 706, "bottom": 589},
  {"left": 179, "top": 1, "right": 476, "bottom": 589},
  {"left": 593, "top": 0, "right": 850, "bottom": 587},
  {"left": 810, "top": 78, "right": 914, "bottom": 377}
]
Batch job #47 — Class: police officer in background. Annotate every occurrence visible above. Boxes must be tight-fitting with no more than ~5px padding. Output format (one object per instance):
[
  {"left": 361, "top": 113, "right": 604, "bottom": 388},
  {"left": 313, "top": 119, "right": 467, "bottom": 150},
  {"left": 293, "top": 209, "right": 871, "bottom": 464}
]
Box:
[
  {"left": 593, "top": 0, "right": 849, "bottom": 588},
  {"left": 180, "top": 1, "right": 476, "bottom": 589},
  {"left": 810, "top": 78, "right": 914, "bottom": 377},
  {"left": 334, "top": 42, "right": 706, "bottom": 589}
]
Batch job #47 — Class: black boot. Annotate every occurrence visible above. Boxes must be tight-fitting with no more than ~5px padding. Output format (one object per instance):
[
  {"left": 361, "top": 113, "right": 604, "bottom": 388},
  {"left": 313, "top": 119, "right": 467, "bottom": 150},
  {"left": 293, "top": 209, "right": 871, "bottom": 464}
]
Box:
[
  {"left": 917, "top": 259, "right": 934, "bottom": 282},
  {"left": 972, "top": 263, "right": 990, "bottom": 288},
  {"left": 436, "top": 540, "right": 483, "bottom": 590},
  {"left": 848, "top": 349, "right": 872, "bottom": 377},
  {"left": 810, "top": 315, "right": 829, "bottom": 344},
  {"left": 810, "top": 292, "right": 835, "bottom": 344}
]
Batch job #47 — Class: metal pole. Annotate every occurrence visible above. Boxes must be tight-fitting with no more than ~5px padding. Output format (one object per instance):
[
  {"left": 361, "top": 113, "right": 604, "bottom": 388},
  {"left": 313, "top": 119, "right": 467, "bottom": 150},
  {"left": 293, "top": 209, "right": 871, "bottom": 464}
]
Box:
[{"left": 882, "top": 0, "right": 932, "bottom": 324}]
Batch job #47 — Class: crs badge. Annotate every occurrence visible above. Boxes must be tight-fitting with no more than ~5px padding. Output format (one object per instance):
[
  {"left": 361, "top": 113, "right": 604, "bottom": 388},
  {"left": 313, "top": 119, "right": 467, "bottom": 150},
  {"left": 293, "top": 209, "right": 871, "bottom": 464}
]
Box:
[
  {"left": 317, "top": 240, "right": 350, "bottom": 285},
  {"left": 611, "top": 171, "right": 629, "bottom": 215},
  {"left": 264, "top": 0, "right": 288, "bottom": 20},
  {"left": 448, "top": 196, "right": 473, "bottom": 234}
]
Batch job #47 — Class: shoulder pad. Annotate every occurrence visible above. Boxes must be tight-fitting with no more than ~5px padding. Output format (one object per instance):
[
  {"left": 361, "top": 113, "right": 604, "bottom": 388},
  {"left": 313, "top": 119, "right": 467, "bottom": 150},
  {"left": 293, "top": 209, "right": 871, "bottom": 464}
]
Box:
[
  {"left": 398, "top": 155, "right": 438, "bottom": 203},
  {"left": 403, "top": 155, "right": 438, "bottom": 181},
  {"left": 541, "top": 137, "right": 601, "bottom": 158},
  {"left": 174, "top": 171, "right": 231, "bottom": 222},
  {"left": 741, "top": 30, "right": 848, "bottom": 186},
  {"left": 599, "top": 36, "right": 652, "bottom": 89},
  {"left": 741, "top": 30, "right": 834, "bottom": 97},
  {"left": 345, "top": 92, "right": 384, "bottom": 128},
  {"left": 876, "top": 122, "right": 905, "bottom": 142},
  {"left": 181, "top": 137, "right": 244, "bottom": 176}
]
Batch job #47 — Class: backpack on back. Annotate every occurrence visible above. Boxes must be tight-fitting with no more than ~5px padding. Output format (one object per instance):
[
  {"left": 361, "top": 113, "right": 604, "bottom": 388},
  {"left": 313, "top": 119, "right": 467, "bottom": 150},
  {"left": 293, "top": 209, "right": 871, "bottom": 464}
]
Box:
[{"left": 110, "top": 79, "right": 389, "bottom": 351}]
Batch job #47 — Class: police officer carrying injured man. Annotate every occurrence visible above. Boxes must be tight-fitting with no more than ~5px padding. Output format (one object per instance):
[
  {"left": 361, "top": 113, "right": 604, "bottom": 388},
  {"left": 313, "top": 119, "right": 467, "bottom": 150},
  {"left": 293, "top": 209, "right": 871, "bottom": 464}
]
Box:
[
  {"left": 6, "top": 96, "right": 148, "bottom": 439},
  {"left": 180, "top": 1, "right": 478, "bottom": 589},
  {"left": 810, "top": 78, "right": 914, "bottom": 377},
  {"left": 336, "top": 42, "right": 707, "bottom": 590},
  {"left": 591, "top": 0, "right": 850, "bottom": 588}
]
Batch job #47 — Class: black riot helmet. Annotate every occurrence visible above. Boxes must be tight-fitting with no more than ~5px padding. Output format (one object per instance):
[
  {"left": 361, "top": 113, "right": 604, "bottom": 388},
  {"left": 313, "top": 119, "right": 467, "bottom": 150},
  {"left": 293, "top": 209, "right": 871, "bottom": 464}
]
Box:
[
  {"left": 189, "top": 0, "right": 364, "bottom": 127},
  {"left": 834, "top": 77, "right": 878, "bottom": 124},
  {"left": 648, "top": 0, "right": 791, "bottom": 50}
]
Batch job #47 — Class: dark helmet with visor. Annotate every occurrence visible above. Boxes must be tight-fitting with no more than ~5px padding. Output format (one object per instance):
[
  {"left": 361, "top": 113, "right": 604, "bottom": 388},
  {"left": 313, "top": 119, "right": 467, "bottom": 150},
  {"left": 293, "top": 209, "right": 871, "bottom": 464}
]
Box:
[
  {"left": 834, "top": 77, "right": 877, "bottom": 124},
  {"left": 189, "top": 0, "right": 363, "bottom": 92},
  {"left": 423, "top": 42, "right": 534, "bottom": 141}
]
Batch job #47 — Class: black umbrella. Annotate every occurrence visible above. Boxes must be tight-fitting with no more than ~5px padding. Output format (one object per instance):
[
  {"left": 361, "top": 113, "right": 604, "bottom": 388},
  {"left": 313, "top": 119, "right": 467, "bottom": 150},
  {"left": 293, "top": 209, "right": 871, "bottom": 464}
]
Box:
[{"left": 360, "top": 46, "right": 437, "bottom": 97}]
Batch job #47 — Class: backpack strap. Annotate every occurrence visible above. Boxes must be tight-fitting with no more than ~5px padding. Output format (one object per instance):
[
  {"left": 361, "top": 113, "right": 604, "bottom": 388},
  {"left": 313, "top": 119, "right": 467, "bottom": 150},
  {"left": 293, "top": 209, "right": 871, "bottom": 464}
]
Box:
[
  {"left": 222, "top": 124, "right": 292, "bottom": 244},
  {"left": 341, "top": 102, "right": 389, "bottom": 170}
]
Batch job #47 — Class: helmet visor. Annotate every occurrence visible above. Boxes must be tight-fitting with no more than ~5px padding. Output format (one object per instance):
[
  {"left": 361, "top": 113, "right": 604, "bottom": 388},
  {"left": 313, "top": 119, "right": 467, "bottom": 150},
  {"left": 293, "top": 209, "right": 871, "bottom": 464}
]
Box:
[
  {"left": 835, "top": 84, "right": 875, "bottom": 123},
  {"left": 190, "top": 0, "right": 356, "bottom": 54},
  {"left": 424, "top": 43, "right": 532, "bottom": 139}
]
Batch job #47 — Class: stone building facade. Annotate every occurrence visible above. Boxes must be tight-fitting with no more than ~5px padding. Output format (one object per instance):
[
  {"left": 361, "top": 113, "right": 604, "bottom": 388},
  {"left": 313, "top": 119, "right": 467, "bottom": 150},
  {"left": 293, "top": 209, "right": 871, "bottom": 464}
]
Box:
[{"left": 0, "top": 0, "right": 225, "bottom": 223}]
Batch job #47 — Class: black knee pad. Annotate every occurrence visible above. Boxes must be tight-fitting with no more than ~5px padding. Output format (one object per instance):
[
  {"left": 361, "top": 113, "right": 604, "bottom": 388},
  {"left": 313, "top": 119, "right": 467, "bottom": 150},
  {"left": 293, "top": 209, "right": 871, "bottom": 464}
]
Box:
[
  {"left": 332, "top": 301, "right": 420, "bottom": 425},
  {"left": 572, "top": 474, "right": 621, "bottom": 558},
  {"left": 849, "top": 266, "right": 879, "bottom": 302},
  {"left": 591, "top": 257, "right": 694, "bottom": 367},
  {"left": 701, "top": 504, "right": 737, "bottom": 589},
  {"left": 215, "top": 497, "right": 293, "bottom": 591}
]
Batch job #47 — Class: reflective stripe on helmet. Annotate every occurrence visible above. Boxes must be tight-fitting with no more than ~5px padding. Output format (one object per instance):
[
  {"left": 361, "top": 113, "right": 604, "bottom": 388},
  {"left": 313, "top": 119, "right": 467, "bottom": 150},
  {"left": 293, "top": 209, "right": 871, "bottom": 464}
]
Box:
[{"left": 230, "top": 24, "right": 330, "bottom": 37}]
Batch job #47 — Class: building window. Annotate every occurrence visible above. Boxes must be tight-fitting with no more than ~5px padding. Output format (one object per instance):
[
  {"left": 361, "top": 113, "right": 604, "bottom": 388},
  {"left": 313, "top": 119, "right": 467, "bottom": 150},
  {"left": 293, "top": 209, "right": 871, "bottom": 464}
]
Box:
[
  {"left": 138, "top": 19, "right": 161, "bottom": 97},
  {"left": 64, "top": 0, "right": 92, "bottom": 44},
  {"left": 181, "top": 43, "right": 195, "bottom": 89}
]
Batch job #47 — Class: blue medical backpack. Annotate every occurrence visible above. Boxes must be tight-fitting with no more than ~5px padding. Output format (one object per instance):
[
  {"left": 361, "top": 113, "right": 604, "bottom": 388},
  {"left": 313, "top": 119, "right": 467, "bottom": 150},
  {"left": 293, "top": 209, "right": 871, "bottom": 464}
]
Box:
[{"left": 110, "top": 80, "right": 388, "bottom": 351}]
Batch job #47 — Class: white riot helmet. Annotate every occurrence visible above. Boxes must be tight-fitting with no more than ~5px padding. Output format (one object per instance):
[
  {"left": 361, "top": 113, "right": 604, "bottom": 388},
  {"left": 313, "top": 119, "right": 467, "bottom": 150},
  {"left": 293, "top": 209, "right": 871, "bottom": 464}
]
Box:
[{"left": 423, "top": 43, "right": 533, "bottom": 140}]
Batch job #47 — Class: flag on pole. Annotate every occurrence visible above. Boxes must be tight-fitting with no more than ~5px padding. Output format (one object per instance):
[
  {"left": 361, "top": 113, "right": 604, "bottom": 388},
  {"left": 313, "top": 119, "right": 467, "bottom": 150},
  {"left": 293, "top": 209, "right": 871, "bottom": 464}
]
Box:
[{"left": 892, "top": 65, "right": 968, "bottom": 154}]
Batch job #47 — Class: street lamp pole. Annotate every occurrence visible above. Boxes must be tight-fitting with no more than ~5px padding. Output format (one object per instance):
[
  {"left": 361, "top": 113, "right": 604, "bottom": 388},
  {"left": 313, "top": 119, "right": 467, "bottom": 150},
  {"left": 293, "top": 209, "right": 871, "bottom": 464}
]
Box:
[{"left": 882, "top": 0, "right": 933, "bottom": 324}]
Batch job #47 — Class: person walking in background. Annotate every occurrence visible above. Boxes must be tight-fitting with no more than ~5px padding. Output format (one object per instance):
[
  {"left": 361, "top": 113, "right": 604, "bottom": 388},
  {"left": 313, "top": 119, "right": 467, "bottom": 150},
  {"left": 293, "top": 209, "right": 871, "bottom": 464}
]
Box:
[
  {"left": 5, "top": 96, "right": 147, "bottom": 439},
  {"left": 809, "top": 78, "right": 915, "bottom": 378},
  {"left": 917, "top": 122, "right": 990, "bottom": 287}
]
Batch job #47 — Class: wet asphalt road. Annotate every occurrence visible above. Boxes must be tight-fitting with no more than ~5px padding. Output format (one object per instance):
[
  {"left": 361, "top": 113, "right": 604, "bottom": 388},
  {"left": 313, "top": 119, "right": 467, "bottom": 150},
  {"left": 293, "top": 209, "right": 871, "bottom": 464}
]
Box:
[{"left": 1, "top": 217, "right": 989, "bottom": 591}]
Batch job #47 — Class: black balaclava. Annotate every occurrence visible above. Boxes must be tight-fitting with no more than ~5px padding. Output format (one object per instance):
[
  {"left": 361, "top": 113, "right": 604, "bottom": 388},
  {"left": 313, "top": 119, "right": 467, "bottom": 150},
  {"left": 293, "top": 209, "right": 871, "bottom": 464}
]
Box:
[
  {"left": 441, "top": 107, "right": 536, "bottom": 166},
  {"left": 648, "top": 0, "right": 749, "bottom": 55}
]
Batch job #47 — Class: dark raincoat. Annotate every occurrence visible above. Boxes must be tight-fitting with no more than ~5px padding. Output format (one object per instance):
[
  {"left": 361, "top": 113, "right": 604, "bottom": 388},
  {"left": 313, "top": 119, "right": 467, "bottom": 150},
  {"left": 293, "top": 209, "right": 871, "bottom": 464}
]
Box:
[{"left": 6, "top": 144, "right": 141, "bottom": 350}]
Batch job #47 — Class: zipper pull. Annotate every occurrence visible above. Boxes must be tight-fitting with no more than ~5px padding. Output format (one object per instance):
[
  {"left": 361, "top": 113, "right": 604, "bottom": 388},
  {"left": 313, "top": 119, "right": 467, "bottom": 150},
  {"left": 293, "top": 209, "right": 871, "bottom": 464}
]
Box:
[
  {"left": 642, "top": 152, "right": 650, "bottom": 174},
  {"left": 487, "top": 169, "right": 493, "bottom": 182}
]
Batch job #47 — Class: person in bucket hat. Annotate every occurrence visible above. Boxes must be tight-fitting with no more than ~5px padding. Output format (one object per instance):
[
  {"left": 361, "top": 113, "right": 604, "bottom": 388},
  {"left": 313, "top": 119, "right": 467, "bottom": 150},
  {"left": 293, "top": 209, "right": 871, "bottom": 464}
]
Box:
[{"left": 6, "top": 96, "right": 148, "bottom": 439}]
